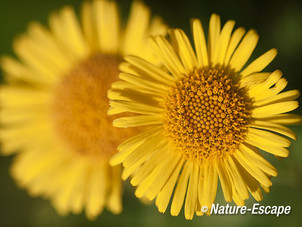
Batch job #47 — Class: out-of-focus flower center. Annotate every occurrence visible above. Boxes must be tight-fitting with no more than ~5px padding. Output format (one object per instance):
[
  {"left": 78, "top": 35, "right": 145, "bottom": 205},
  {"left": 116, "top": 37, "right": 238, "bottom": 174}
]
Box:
[
  {"left": 163, "top": 69, "right": 252, "bottom": 162},
  {"left": 51, "top": 54, "right": 132, "bottom": 159}
]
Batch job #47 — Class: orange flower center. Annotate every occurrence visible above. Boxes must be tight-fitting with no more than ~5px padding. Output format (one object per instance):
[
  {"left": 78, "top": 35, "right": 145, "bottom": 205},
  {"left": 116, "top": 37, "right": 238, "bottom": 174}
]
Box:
[
  {"left": 163, "top": 69, "right": 252, "bottom": 162},
  {"left": 51, "top": 54, "right": 136, "bottom": 159}
]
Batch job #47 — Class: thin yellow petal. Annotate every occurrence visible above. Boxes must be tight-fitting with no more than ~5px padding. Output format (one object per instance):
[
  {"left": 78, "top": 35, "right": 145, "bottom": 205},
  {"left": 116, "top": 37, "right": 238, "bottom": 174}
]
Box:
[
  {"left": 155, "top": 158, "right": 185, "bottom": 213},
  {"left": 263, "top": 114, "right": 302, "bottom": 125},
  {"left": 173, "top": 29, "right": 198, "bottom": 72},
  {"left": 107, "top": 165, "right": 122, "bottom": 214},
  {"left": 233, "top": 150, "right": 272, "bottom": 187},
  {"left": 239, "top": 143, "right": 278, "bottom": 177},
  {"left": 250, "top": 120, "right": 296, "bottom": 140},
  {"left": 81, "top": 0, "right": 97, "bottom": 52},
  {"left": 239, "top": 72, "right": 270, "bottom": 88},
  {"left": 13, "top": 36, "right": 58, "bottom": 82},
  {"left": 170, "top": 161, "right": 191, "bottom": 216},
  {"left": 153, "top": 35, "right": 186, "bottom": 77},
  {"left": 123, "top": 133, "right": 164, "bottom": 168},
  {"left": 224, "top": 27, "right": 246, "bottom": 65},
  {"left": 208, "top": 14, "right": 221, "bottom": 64},
  {"left": 85, "top": 163, "right": 108, "bottom": 219},
  {"left": 125, "top": 55, "right": 175, "bottom": 84},
  {"left": 253, "top": 90, "right": 300, "bottom": 107},
  {"left": 248, "top": 128, "right": 291, "bottom": 147},
  {"left": 119, "top": 72, "right": 169, "bottom": 94},
  {"left": 204, "top": 161, "right": 218, "bottom": 208},
  {"left": 134, "top": 165, "right": 161, "bottom": 198},
  {"left": 214, "top": 20, "right": 235, "bottom": 66},
  {"left": 233, "top": 158, "right": 263, "bottom": 201},
  {"left": 240, "top": 48, "right": 277, "bottom": 77},
  {"left": 191, "top": 19, "right": 209, "bottom": 67},
  {"left": 147, "top": 153, "right": 182, "bottom": 200},
  {"left": 252, "top": 101, "right": 299, "bottom": 118},
  {"left": 184, "top": 162, "right": 199, "bottom": 220},
  {"left": 215, "top": 159, "right": 232, "bottom": 202},
  {"left": 110, "top": 126, "right": 162, "bottom": 165},
  {"left": 130, "top": 143, "right": 169, "bottom": 185},
  {"left": 245, "top": 137, "right": 289, "bottom": 157},
  {"left": 224, "top": 156, "right": 249, "bottom": 200},
  {"left": 94, "top": 0, "right": 119, "bottom": 53},
  {"left": 109, "top": 100, "right": 162, "bottom": 115},
  {"left": 248, "top": 70, "right": 283, "bottom": 99},
  {"left": 59, "top": 6, "right": 88, "bottom": 58},
  {"left": 113, "top": 114, "right": 161, "bottom": 128},
  {"left": 121, "top": 1, "right": 150, "bottom": 55},
  {"left": 229, "top": 29, "right": 259, "bottom": 72}
]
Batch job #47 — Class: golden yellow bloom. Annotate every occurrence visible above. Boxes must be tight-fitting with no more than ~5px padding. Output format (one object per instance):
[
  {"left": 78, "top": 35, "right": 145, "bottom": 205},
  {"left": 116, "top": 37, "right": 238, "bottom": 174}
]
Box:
[
  {"left": 0, "top": 0, "right": 166, "bottom": 219},
  {"left": 109, "top": 14, "right": 301, "bottom": 219}
]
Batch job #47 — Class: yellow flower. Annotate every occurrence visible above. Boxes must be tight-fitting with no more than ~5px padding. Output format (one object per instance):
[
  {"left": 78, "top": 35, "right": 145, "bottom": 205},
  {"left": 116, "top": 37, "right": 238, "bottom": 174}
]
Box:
[
  {"left": 109, "top": 14, "right": 301, "bottom": 219},
  {"left": 0, "top": 0, "right": 167, "bottom": 220}
]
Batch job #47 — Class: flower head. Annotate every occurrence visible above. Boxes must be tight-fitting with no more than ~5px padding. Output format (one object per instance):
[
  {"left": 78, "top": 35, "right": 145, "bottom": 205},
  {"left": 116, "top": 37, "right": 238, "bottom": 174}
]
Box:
[
  {"left": 0, "top": 0, "right": 166, "bottom": 219},
  {"left": 109, "top": 14, "right": 301, "bottom": 219}
]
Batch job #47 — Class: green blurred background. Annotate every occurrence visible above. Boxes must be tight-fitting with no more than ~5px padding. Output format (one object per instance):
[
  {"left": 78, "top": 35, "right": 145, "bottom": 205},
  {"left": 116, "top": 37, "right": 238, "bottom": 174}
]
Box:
[{"left": 0, "top": 0, "right": 302, "bottom": 226}]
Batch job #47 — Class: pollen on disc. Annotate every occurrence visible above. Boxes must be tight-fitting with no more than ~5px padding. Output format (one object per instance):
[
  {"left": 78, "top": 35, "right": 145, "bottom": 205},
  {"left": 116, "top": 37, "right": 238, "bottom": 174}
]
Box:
[
  {"left": 51, "top": 54, "right": 136, "bottom": 159},
  {"left": 163, "top": 69, "right": 252, "bottom": 162}
]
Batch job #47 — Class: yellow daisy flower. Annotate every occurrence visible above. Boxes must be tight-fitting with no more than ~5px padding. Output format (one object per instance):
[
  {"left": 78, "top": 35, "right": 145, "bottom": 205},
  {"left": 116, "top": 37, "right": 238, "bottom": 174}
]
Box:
[
  {"left": 0, "top": 0, "right": 167, "bottom": 219},
  {"left": 109, "top": 14, "right": 301, "bottom": 219}
]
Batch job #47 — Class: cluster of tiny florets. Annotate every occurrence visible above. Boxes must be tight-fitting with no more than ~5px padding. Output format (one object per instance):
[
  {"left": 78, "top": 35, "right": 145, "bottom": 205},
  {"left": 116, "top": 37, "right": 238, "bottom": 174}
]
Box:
[{"left": 163, "top": 69, "right": 252, "bottom": 162}]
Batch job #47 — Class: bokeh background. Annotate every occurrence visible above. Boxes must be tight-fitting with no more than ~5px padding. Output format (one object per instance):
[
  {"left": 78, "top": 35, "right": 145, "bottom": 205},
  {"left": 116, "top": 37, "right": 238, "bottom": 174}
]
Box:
[{"left": 0, "top": 0, "right": 302, "bottom": 226}]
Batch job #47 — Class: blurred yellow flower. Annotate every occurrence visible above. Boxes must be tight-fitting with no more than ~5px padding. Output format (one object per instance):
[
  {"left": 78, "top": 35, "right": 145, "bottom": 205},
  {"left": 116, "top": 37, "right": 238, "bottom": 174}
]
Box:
[
  {"left": 109, "top": 14, "right": 301, "bottom": 219},
  {"left": 0, "top": 0, "right": 166, "bottom": 220}
]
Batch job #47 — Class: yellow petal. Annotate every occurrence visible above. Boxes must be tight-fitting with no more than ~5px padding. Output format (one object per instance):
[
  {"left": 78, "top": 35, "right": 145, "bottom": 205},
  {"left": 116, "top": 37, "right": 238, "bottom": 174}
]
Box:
[
  {"left": 204, "top": 161, "right": 218, "bottom": 208},
  {"left": 229, "top": 29, "right": 259, "bottom": 72},
  {"left": 252, "top": 90, "right": 300, "bottom": 107},
  {"left": 184, "top": 162, "right": 199, "bottom": 220},
  {"left": 152, "top": 35, "right": 186, "bottom": 77},
  {"left": 250, "top": 120, "right": 296, "bottom": 140},
  {"left": 81, "top": 0, "right": 97, "bottom": 52},
  {"left": 123, "top": 133, "right": 164, "bottom": 168},
  {"left": 59, "top": 6, "right": 88, "bottom": 58},
  {"left": 93, "top": 0, "right": 119, "bottom": 53},
  {"left": 119, "top": 72, "right": 169, "bottom": 94},
  {"left": 170, "top": 161, "right": 191, "bottom": 216},
  {"left": 248, "top": 128, "right": 291, "bottom": 147},
  {"left": 191, "top": 19, "right": 209, "bottom": 67},
  {"left": 173, "top": 29, "right": 198, "bottom": 72},
  {"left": 130, "top": 142, "right": 169, "bottom": 185},
  {"left": 109, "top": 100, "right": 162, "bottom": 115},
  {"left": 121, "top": 1, "right": 150, "bottom": 55},
  {"left": 252, "top": 101, "right": 299, "bottom": 118},
  {"left": 224, "top": 156, "right": 249, "bottom": 200},
  {"left": 245, "top": 137, "right": 289, "bottom": 157},
  {"left": 125, "top": 55, "right": 175, "bottom": 84},
  {"left": 214, "top": 20, "right": 235, "bottom": 66},
  {"left": 224, "top": 27, "right": 246, "bottom": 65},
  {"left": 208, "top": 14, "right": 221, "bottom": 64},
  {"left": 215, "top": 159, "right": 232, "bottom": 202},
  {"left": 107, "top": 165, "right": 122, "bottom": 214},
  {"left": 233, "top": 150, "right": 272, "bottom": 187},
  {"left": 239, "top": 72, "right": 270, "bottom": 88},
  {"left": 134, "top": 165, "right": 161, "bottom": 198},
  {"left": 155, "top": 158, "right": 184, "bottom": 213},
  {"left": 113, "top": 114, "right": 162, "bottom": 128},
  {"left": 239, "top": 143, "right": 277, "bottom": 176},
  {"left": 240, "top": 48, "right": 277, "bottom": 77},
  {"left": 147, "top": 153, "right": 182, "bottom": 200},
  {"left": 233, "top": 158, "right": 263, "bottom": 201},
  {"left": 263, "top": 114, "right": 302, "bottom": 125},
  {"left": 110, "top": 126, "right": 162, "bottom": 165},
  {"left": 85, "top": 163, "right": 108, "bottom": 220}
]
